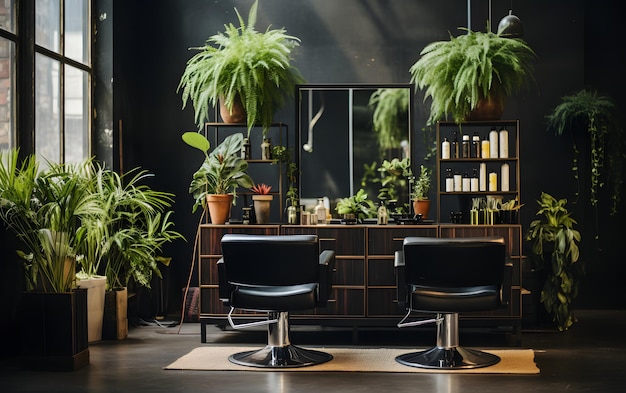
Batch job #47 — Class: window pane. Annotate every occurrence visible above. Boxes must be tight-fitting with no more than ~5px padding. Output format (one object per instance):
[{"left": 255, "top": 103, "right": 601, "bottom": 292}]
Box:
[
  {"left": 64, "top": 65, "right": 88, "bottom": 163},
  {"left": 35, "top": 53, "right": 61, "bottom": 163},
  {"left": 36, "top": 0, "right": 60, "bottom": 53},
  {"left": 65, "top": 0, "right": 89, "bottom": 64},
  {"left": 0, "top": 0, "right": 16, "bottom": 33},
  {"left": 0, "top": 37, "right": 15, "bottom": 152}
]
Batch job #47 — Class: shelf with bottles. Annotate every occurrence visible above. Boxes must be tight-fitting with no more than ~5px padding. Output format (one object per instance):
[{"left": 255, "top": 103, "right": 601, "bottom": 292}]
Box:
[
  {"left": 436, "top": 120, "right": 520, "bottom": 223},
  {"left": 204, "top": 122, "right": 289, "bottom": 223}
]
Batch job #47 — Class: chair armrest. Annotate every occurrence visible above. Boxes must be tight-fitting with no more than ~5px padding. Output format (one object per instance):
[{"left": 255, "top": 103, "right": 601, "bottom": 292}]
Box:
[
  {"left": 318, "top": 250, "right": 336, "bottom": 304},
  {"left": 500, "top": 259, "right": 514, "bottom": 307},
  {"left": 394, "top": 251, "right": 407, "bottom": 310},
  {"left": 217, "top": 258, "right": 231, "bottom": 305}
]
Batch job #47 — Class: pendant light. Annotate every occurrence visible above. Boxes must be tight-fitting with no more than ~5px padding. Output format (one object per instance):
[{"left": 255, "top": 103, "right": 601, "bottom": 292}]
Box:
[{"left": 497, "top": 1, "right": 523, "bottom": 38}]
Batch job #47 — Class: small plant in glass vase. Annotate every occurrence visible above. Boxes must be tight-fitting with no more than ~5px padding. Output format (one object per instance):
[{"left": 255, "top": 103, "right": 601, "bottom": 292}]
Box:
[{"left": 251, "top": 183, "right": 273, "bottom": 224}]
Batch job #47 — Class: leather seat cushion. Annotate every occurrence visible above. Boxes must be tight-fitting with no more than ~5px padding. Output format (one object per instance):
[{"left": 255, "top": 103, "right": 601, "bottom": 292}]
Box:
[
  {"left": 409, "top": 285, "right": 500, "bottom": 312},
  {"left": 231, "top": 283, "right": 317, "bottom": 312}
]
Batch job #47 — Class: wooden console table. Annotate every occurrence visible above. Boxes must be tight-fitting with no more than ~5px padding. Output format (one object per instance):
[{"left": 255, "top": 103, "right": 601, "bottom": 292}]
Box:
[{"left": 197, "top": 223, "right": 523, "bottom": 344}]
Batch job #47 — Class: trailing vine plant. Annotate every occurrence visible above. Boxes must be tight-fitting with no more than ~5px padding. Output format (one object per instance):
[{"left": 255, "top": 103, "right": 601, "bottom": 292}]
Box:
[{"left": 546, "top": 89, "right": 623, "bottom": 217}]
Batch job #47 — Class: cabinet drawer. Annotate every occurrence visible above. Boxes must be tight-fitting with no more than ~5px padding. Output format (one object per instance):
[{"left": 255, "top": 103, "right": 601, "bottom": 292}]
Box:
[
  {"left": 439, "top": 224, "right": 522, "bottom": 257},
  {"left": 367, "top": 258, "right": 395, "bottom": 286},
  {"left": 334, "top": 258, "right": 365, "bottom": 286},
  {"left": 282, "top": 226, "right": 366, "bottom": 256},
  {"left": 367, "top": 288, "right": 403, "bottom": 316},
  {"left": 295, "top": 288, "right": 365, "bottom": 316},
  {"left": 368, "top": 226, "right": 438, "bottom": 255},
  {"left": 200, "top": 225, "right": 280, "bottom": 255}
]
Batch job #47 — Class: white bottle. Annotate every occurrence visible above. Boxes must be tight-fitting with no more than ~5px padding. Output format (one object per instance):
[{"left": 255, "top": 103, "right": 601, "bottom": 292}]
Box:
[
  {"left": 445, "top": 168, "right": 454, "bottom": 192},
  {"left": 441, "top": 137, "right": 451, "bottom": 159},
  {"left": 479, "top": 163, "right": 487, "bottom": 191},
  {"left": 453, "top": 172, "right": 462, "bottom": 192},
  {"left": 499, "top": 127, "right": 509, "bottom": 158},
  {"left": 470, "top": 168, "right": 479, "bottom": 192},
  {"left": 314, "top": 198, "right": 327, "bottom": 225},
  {"left": 462, "top": 173, "right": 470, "bottom": 192},
  {"left": 489, "top": 127, "right": 499, "bottom": 158},
  {"left": 501, "top": 162, "right": 510, "bottom": 191}
]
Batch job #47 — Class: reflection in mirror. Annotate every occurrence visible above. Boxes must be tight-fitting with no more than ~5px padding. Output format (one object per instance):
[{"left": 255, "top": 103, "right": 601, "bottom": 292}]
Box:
[{"left": 296, "top": 84, "right": 413, "bottom": 215}]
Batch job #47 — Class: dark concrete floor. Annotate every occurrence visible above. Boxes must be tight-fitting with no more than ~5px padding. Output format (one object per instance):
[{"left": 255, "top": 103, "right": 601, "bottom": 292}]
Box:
[{"left": 2, "top": 310, "right": 625, "bottom": 393}]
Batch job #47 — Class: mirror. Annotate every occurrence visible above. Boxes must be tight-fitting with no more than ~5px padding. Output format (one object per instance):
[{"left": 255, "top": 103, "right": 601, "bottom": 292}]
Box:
[{"left": 296, "top": 83, "right": 413, "bottom": 212}]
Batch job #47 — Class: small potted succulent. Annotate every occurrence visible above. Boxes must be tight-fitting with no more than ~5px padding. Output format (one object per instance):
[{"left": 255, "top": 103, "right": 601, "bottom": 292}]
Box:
[{"left": 250, "top": 183, "right": 273, "bottom": 224}]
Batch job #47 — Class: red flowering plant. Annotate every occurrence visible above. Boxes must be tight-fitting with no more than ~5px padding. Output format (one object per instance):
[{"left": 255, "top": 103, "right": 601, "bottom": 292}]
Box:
[{"left": 250, "top": 183, "right": 272, "bottom": 195}]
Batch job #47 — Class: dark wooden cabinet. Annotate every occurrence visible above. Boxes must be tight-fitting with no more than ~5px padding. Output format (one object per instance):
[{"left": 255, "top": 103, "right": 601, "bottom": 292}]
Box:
[{"left": 198, "top": 223, "right": 522, "bottom": 342}]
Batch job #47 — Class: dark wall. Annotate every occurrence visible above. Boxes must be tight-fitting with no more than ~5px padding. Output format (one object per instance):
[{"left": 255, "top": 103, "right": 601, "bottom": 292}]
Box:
[{"left": 111, "top": 0, "right": 625, "bottom": 312}]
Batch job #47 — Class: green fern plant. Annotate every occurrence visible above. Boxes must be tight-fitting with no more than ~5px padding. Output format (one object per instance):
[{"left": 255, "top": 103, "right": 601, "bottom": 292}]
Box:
[
  {"left": 177, "top": 0, "right": 304, "bottom": 134},
  {"left": 545, "top": 88, "right": 622, "bottom": 216},
  {"left": 410, "top": 28, "right": 536, "bottom": 125},
  {"left": 368, "top": 88, "right": 410, "bottom": 152}
]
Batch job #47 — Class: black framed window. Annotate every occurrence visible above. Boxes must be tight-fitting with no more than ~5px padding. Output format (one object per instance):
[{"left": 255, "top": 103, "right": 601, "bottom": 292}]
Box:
[{"left": 0, "top": 0, "right": 92, "bottom": 164}]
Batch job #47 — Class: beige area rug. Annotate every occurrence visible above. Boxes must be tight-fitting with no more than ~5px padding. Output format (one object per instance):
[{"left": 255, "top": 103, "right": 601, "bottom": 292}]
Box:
[{"left": 165, "top": 346, "right": 539, "bottom": 374}]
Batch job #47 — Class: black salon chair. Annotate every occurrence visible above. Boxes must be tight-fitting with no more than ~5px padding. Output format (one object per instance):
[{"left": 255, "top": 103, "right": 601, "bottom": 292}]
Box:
[
  {"left": 217, "top": 234, "right": 335, "bottom": 368},
  {"left": 394, "top": 236, "right": 508, "bottom": 369}
]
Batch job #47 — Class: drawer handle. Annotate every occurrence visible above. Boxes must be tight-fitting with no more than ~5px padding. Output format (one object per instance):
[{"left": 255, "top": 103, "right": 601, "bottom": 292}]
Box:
[
  {"left": 320, "top": 238, "right": 336, "bottom": 242},
  {"left": 392, "top": 237, "right": 405, "bottom": 242}
]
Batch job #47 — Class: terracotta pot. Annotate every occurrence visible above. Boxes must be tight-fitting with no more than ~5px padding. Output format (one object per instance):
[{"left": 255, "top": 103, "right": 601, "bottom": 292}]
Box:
[
  {"left": 465, "top": 92, "right": 505, "bottom": 121},
  {"left": 219, "top": 95, "right": 246, "bottom": 124},
  {"left": 412, "top": 199, "right": 431, "bottom": 220},
  {"left": 206, "top": 194, "right": 234, "bottom": 224},
  {"left": 252, "top": 194, "right": 273, "bottom": 224}
]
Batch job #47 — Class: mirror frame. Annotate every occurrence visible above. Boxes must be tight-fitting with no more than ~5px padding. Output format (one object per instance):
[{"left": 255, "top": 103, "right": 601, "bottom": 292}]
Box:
[{"left": 295, "top": 83, "right": 414, "bottom": 208}]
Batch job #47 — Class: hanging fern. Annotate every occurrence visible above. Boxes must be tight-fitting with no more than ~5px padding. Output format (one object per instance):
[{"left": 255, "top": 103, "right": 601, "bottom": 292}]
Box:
[
  {"left": 409, "top": 28, "right": 536, "bottom": 125},
  {"left": 178, "top": 0, "right": 304, "bottom": 133},
  {"left": 546, "top": 89, "right": 622, "bottom": 215}
]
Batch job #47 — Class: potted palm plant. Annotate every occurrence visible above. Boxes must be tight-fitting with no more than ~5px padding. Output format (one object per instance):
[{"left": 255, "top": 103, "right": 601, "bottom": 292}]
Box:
[
  {"left": 0, "top": 149, "right": 99, "bottom": 370},
  {"left": 409, "top": 28, "right": 536, "bottom": 125},
  {"left": 177, "top": 0, "right": 304, "bottom": 134},
  {"left": 525, "top": 192, "right": 582, "bottom": 331},
  {"left": 182, "top": 132, "right": 254, "bottom": 224}
]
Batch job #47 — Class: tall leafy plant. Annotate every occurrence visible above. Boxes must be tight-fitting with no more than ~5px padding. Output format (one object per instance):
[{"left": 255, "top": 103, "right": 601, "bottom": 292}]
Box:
[
  {"left": 0, "top": 150, "right": 100, "bottom": 292},
  {"left": 183, "top": 132, "right": 254, "bottom": 213},
  {"left": 525, "top": 192, "right": 582, "bottom": 331},
  {"left": 177, "top": 0, "right": 304, "bottom": 134},
  {"left": 86, "top": 166, "right": 184, "bottom": 290}
]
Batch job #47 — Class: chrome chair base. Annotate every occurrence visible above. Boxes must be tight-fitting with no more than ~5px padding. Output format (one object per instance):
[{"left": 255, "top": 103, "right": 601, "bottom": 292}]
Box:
[
  {"left": 395, "top": 346, "right": 500, "bottom": 369},
  {"left": 229, "top": 344, "right": 333, "bottom": 368}
]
